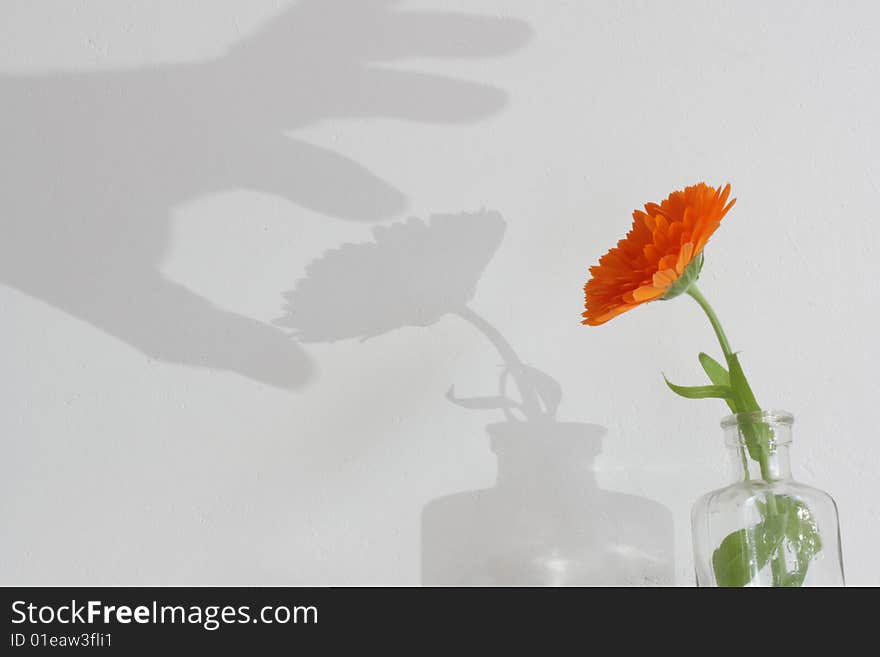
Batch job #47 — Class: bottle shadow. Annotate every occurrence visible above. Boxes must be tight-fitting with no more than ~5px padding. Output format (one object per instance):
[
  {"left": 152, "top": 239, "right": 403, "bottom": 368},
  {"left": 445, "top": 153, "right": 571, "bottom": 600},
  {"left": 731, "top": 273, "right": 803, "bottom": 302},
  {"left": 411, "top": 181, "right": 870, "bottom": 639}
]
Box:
[
  {"left": 0, "top": 1, "right": 531, "bottom": 388},
  {"left": 280, "top": 210, "right": 674, "bottom": 585},
  {"left": 422, "top": 421, "right": 673, "bottom": 585}
]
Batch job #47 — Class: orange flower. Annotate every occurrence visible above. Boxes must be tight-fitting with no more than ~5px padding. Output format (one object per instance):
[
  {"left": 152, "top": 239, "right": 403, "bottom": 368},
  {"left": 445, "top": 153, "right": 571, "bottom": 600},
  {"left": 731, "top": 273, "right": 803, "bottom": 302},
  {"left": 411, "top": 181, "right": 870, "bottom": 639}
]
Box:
[{"left": 582, "top": 183, "right": 735, "bottom": 326}]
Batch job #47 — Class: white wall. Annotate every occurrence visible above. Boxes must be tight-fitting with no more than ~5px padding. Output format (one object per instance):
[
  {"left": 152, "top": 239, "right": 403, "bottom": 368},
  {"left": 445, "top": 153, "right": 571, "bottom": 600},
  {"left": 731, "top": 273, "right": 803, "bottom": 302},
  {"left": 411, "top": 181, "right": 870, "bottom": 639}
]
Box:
[{"left": 2, "top": 0, "right": 878, "bottom": 585}]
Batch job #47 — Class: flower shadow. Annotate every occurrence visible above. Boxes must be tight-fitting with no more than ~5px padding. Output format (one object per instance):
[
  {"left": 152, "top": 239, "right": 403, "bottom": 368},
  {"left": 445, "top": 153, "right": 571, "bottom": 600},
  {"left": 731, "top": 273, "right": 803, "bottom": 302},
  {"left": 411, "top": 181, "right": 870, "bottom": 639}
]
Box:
[
  {"left": 277, "top": 210, "right": 506, "bottom": 341},
  {"left": 280, "top": 210, "right": 674, "bottom": 585},
  {"left": 0, "top": 0, "right": 531, "bottom": 388}
]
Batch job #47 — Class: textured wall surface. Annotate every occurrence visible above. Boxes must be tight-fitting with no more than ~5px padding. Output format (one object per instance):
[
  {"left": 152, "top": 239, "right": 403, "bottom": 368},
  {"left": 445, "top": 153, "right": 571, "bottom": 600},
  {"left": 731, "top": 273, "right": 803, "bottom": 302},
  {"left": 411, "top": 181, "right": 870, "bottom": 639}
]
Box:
[{"left": 2, "top": 0, "right": 878, "bottom": 585}]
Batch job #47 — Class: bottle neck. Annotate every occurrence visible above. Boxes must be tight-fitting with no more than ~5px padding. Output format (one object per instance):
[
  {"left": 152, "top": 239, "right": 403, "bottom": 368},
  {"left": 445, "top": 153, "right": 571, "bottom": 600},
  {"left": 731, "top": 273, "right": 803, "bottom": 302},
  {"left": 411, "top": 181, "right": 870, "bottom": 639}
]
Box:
[
  {"left": 722, "top": 412, "right": 795, "bottom": 483},
  {"left": 728, "top": 443, "right": 792, "bottom": 482}
]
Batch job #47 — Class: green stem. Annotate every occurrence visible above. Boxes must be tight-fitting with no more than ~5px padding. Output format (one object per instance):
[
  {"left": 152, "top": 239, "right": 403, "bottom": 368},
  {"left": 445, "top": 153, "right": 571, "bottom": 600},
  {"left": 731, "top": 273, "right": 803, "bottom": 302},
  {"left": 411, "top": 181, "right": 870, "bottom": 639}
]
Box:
[
  {"left": 688, "top": 285, "right": 775, "bottom": 480},
  {"left": 686, "top": 283, "right": 788, "bottom": 585},
  {"left": 687, "top": 284, "right": 749, "bottom": 476},
  {"left": 687, "top": 285, "right": 733, "bottom": 359}
]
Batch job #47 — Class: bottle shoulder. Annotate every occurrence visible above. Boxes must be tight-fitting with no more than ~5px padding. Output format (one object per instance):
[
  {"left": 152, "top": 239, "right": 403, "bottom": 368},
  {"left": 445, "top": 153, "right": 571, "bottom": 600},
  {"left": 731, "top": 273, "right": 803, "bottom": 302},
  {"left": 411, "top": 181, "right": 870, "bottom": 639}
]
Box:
[{"left": 693, "top": 479, "right": 838, "bottom": 513}]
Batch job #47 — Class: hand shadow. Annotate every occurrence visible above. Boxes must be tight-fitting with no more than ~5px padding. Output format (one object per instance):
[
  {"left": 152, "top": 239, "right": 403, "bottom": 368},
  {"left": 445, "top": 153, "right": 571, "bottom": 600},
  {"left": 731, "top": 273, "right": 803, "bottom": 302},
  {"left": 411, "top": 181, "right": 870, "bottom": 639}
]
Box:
[
  {"left": 278, "top": 210, "right": 674, "bottom": 585},
  {"left": 0, "top": 1, "right": 531, "bottom": 388}
]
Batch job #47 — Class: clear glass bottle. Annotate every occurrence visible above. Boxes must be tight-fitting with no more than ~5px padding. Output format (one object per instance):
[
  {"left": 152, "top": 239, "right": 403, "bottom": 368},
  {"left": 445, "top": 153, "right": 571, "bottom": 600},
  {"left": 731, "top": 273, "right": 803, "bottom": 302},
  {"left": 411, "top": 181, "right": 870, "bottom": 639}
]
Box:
[{"left": 692, "top": 410, "right": 844, "bottom": 586}]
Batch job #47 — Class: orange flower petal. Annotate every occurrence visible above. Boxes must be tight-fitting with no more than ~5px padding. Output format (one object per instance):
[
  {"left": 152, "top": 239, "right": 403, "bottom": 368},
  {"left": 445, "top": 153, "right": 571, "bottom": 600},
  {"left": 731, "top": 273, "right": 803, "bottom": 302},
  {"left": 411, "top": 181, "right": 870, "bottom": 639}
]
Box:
[
  {"left": 652, "top": 269, "right": 678, "bottom": 289},
  {"left": 675, "top": 242, "right": 694, "bottom": 274},
  {"left": 582, "top": 182, "right": 735, "bottom": 325}
]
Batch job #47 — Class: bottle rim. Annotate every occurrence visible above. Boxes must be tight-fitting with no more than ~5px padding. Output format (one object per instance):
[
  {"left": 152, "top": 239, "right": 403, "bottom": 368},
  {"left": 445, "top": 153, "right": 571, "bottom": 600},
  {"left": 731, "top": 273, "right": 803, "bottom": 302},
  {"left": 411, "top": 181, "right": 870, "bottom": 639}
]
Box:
[{"left": 720, "top": 409, "right": 794, "bottom": 430}]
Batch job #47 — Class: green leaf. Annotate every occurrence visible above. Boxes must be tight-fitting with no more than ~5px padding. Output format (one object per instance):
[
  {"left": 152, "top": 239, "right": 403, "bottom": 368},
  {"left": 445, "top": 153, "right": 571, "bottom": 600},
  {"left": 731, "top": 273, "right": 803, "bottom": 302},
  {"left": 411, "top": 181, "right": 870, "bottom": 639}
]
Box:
[
  {"left": 663, "top": 376, "right": 735, "bottom": 401},
  {"left": 712, "top": 528, "right": 768, "bottom": 587},
  {"left": 698, "top": 352, "right": 730, "bottom": 386},
  {"left": 713, "top": 517, "right": 786, "bottom": 587},
  {"left": 725, "top": 353, "right": 760, "bottom": 412},
  {"left": 722, "top": 353, "right": 771, "bottom": 460},
  {"left": 713, "top": 496, "right": 824, "bottom": 587},
  {"left": 773, "top": 495, "right": 823, "bottom": 587},
  {"left": 698, "top": 352, "right": 736, "bottom": 413}
]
